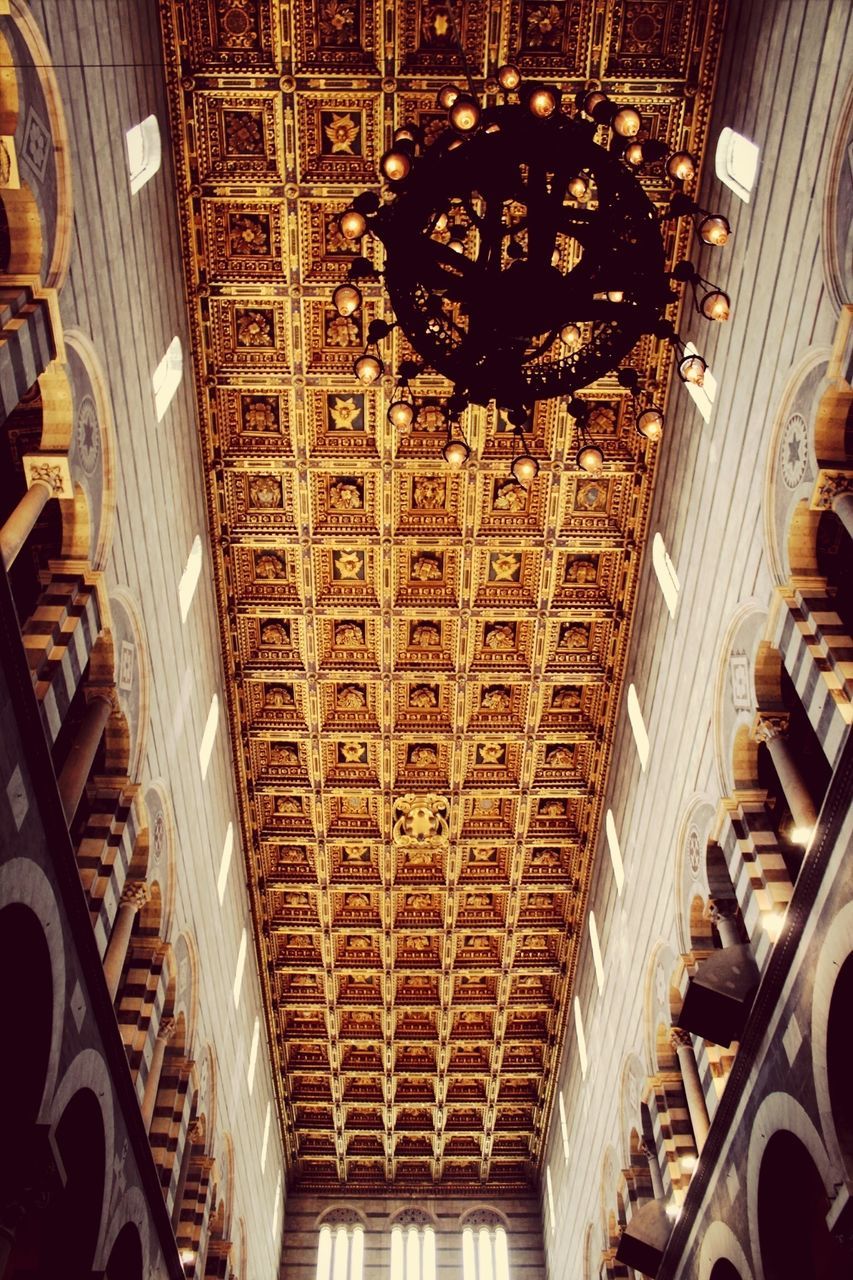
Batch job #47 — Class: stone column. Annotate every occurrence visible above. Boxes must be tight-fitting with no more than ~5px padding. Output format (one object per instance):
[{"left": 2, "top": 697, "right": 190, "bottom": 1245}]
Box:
[
  {"left": 813, "top": 472, "right": 853, "bottom": 541},
  {"left": 0, "top": 454, "right": 73, "bottom": 570},
  {"left": 709, "top": 899, "right": 742, "bottom": 949},
  {"left": 639, "top": 1138, "right": 664, "bottom": 1200},
  {"left": 671, "top": 1028, "right": 710, "bottom": 1154},
  {"left": 103, "top": 880, "right": 150, "bottom": 1001},
  {"left": 140, "top": 1016, "right": 176, "bottom": 1134},
  {"left": 56, "top": 689, "right": 114, "bottom": 824},
  {"left": 753, "top": 711, "right": 818, "bottom": 833}
]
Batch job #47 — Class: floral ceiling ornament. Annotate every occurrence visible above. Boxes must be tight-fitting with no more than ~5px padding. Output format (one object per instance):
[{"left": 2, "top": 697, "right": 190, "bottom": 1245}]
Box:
[{"left": 392, "top": 793, "right": 450, "bottom": 847}]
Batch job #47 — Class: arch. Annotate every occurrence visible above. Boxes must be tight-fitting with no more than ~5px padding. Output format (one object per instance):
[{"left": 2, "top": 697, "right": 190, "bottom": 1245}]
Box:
[
  {"left": 618, "top": 1052, "right": 648, "bottom": 1167},
  {"left": 153, "top": 335, "right": 183, "bottom": 421},
  {"left": 172, "top": 930, "right": 200, "bottom": 1057},
  {"left": 459, "top": 1206, "right": 511, "bottom": 1231},
  {"left": 142, "top": 779, "right": 177, "bottom": 937},
  {"left": 64, "top": 327, "right": 118, "bottom": 573},
  {"left": 746, "top": 1091, "right": 837, "bottom": 1277},
  {"left": 822, "top": 79, "right": 853, "bottom": 312},
  {"left": 711, "top": 600, "right": 767, "bottom": 799},
  {"left": 8, "top": 0, "right": 74, "bottom": 289},
  {"left": 108, "top": 585, "right": 150, "bottom": 782},
  {"left": 715, "top": 127, "right": 760, "bottom": 202},
  {"left": 103, "top": 1220, "right": 144, "bottom": 1280},
  {"left": 0, "top": 178, "right": 43, "bottom": 273},
  {"left": 0, "top": 858, "right": 65, "bottom": 1118},
  {"left": 125, "top": 114, "right": 162, "bottom": 195},
  {"left": 811, "top": 898, "right": 853, "bottom": 1183},
  {"left": 643, "top": 941, "right": 678, "bottom": 1074},
  {"left": 755, "top": 1129, "right": 847, "bottom": 1278},
  {"left": 96, "top": 1183, "right": 152, "bottom": 1280},
  {"left": 673, "top": 795, "right": 716, "bottom": 958},
  {"left": 697, "top": 1222, "right": 755, "bottom": 1280},
  {"left": 215, "top": 1129, "right": 234, "bottom": 1240}
]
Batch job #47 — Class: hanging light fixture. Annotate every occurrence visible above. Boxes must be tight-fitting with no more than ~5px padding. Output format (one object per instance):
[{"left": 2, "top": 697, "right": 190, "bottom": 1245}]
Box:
[
  {"left": 570, "top": 399, "right": 604, "bottom": 474},
  {"left": 510, "top": 421, "right": 539, "bottom": 486},
  {"left": 330, "top": 9, "right": 730, "bottom": 459},
  {"left": 618, "top": 367, "right": 665, "bottom": 443}
]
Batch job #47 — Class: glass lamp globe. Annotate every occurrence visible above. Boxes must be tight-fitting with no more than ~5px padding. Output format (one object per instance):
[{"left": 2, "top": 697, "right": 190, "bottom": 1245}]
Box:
[
  {"left": 450, "top": 94, "right": 481, "bottom": 133},
  {"left": 679, "top": 353, "right": 706, "bottom": 385},
  {"left": 667, "top": 150, "right": 696, "bottom": 182},
  {"left": 438, "top": 83, "right": 460, "bottom": 110},
  {"left": 567, "top": 174, "right": 589, "bottom": 199},
  {"left": 511, "top": 451, "right": 539, "bottom": 486},
  {"left": 442, "top": 437, "right": 470, "bottom": 468},
  {"left": 332, "top": 284, "right": 362, "bottom": 317},
  {"left": 529, "top": 87, "right": 558, "bottom": 118},
  {"left": 354, "top": 353, "right": 383, "bottom": 385},
  {"left": 340, "top": 209, "right": 367, "bottom": 240},
  {"left": 698, "top": 214, "right": 731, "bottom": 246},
  {"left": 700, "top": 289, "right": 731, "bottom": 321},
  {"left": 612, "top": 106, "right": 641, "bottom": 137},
  {"left": 637, "top": 407, "right": 664, "bottom": 440},
  {"left": 624, "top": 142, "right": 644, "bottom": 166},
  {"left": 560, "top": 323, "right": 581, "bottom": 348},
  {"left": 584, "top": 90, "right": 607, "bottom": 115},
  {"left": 381, "top": 148, "right": 412, "bottom": 182},
  {"left": 576, "top": 444, "right": 604, "bottom": 474},
  {"left": 388, "top": 399, "right": 414, "bottom": 429},
  {"left": 498, "top": 64, "right": 521, "bottom": 90}
]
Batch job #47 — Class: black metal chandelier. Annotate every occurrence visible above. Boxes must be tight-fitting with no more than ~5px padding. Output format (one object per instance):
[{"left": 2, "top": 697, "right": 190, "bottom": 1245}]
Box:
[{"left": 333, "top": 59, "right": 731, "bottom": 477}]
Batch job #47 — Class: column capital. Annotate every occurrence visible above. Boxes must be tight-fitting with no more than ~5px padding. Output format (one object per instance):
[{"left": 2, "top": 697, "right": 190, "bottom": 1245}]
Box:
[
  {"left": 811, "top": 468, "right": 853, "bottom": 511},
  {"left": 84, "top": 684, "right": 120, "bottom": 714},
  {"left": 708, "top": 898, "right": 738, "bottom": 923},
  {"left": 752, "top": 710, "right": 790, "bottom": 745},
  {"left": 119, "top": 880, "right": 150, "bottom": 911},
  {"left": 156, "top": 1015, "right": 177, "bottom": 1045},
  {"left": 670, "top": 1027, "right": 693, "bottom": 1051},
  {"left": 22, "top": 452, "right": 73, "bottom": 499}
]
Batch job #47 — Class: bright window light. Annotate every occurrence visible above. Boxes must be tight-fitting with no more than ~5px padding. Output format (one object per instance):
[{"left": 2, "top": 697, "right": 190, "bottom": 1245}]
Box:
[
  {"left": 271, "top": 1172, "right": 282, "bottom": 1243},
  {"left": 605, "top": 809, "right": 625, "bottom": 894},
  {"left": 391, "top": 1223, "right": 435, "bottom": 1280},
  {"left": 152, "top": 335, "right": 183, "bottom": 421},
  {"left": 588, "top": 911, "right": 605, "bottom": 992},
  {"left": 715, "top": 126, "right": 760, "bottom": 202},
  {"left": 391, "top": 1225, "right": 405, "bottom": 1280},
  {"left": 683, "top": 341, "right": 717, "bottom": 424},
  {"left": 260, "top": 1101, "right": 271, "bottom": 1173},
  {"left": 318, "top": 1223, "right": 364, "bottom": 1280},
  {"left": 233, "top": 926, "right": 247, "bottom": 1008},
  {"left": 626, "top": 683, "right": 650, "bottom": 771},
  {"left": 125, "top": 114, "right": 161, "bottom": 194},
  {"left": 558, "top": 1091, "right": 570, "bottom": 1164},
  {"left": 217, "top": 822, "right": 234, "bottom": 904},
  {"left": 546, "top": 1166, "right": 556, "bottom": 1235},
  {"left": 574, "top": 996, "right": 588, "bottom": 1077},
  {"left": 652, "top": 532, "right": 680, "bottom": 617},
  {"left": 317, "top": 1226, "right": 333, "bottom": 1280},
  {"left": 247, "top": 1015, "right": 260, "bottom": 1093},
  {"left": 463, "top": 1223, "right": 509, "bottom": 1280},
  {"left": 179, "top": 534, "right": 203, "bottom": 622},
  {"left": 198, "top": 693, "right": 219, "bottom": 780}
]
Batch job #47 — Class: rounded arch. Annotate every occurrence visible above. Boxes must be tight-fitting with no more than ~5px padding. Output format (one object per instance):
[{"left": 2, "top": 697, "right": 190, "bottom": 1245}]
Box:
[
  {"left": 315, "top": 1205, "right": 369, "bottom": 1229},
  {"left": 746, "top": 1091, "right": 837, "bottom": 1278},
  {"left": 172, "top": 931, "right": 200, "bottom": 1058},
  {"left": 643, "top": 940, "right": 678, "bottom": 1074},
  {"left": 141, "top": 779, "right": 177, "bottom": 937},
  {"left": 821, "top": 79, "right": 853, "bottom": 312},
  {"left": 96, "top": 1184, "right": 151, "bottom": 1280},
  {"left": 214, "top": 1129, "right": 235, "bottom": 1240},
  {"left": 458, "top": 1205, "right": 510, "bottom": 1231},
  {"left": 582, "top": 1221, "right": 598, "bottom": 1280},
  {"left": 698, "top": 1222, "right": 754, "bottom": 1280},
  {"left": 811, "top": 898, "right": 853, "bottom": 1183},
  {"left": 50, "top": 1085, "right": 109, "bottom": 1276},
  {"left": 712, "top": 601, "right": 767, "bottom": 798},
  {"left": 103, "top": 1219, "right": 144, "bottom": 1280},
  {"left": 618, "top": 1052, "right": 647, "bottom": 1166},
  {"left": 107, "top": 585, "right": 150, "bottom": 781},
  {"left": 198, "top": 1045, "right": 219, "bottom": 1165},
  {"left": 8, "top": 0, "right": 74, "bottom": 290},
  {"left": 388, "top": 1205, "right": 438, "bottom": 1229},
  {"left": 63, "top": 327, "right": 118, "bottom": 573},
  {"left": 673, "top": 795, "right": 717, "bottom": 957},
  {"left": 0, "top": 857, "right": 65, "bottom": 1117}
]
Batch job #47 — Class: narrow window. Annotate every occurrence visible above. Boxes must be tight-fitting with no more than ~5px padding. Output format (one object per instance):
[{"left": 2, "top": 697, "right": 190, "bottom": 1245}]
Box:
[
  {"left": 626, "top": 683, "right": 650, "bottom": 771},
  {"left": 125, "top": 114, "right": 161, "bottom": 194},
  {"left": 391, "top": 1223, "right": 435, "bottom": 1280},
  {"left": 715, "top": 127, "right": 760, "bottom": 202},
  {"left": 217, "top": 822, "right": 234, "bottom": 904},
  {"left": 682, "top": 341, "right": 717, "bottom": 424},
  {"left": 247, "top": 1015, "right": 260, "bottom": 1093},
  {"left": 588, "top": 910, "right": 605, "bottom": 992},
  {"left": 179, "top": 534, "right": 203, "bottom": 622},
  {"left": 271, "top": 1171, "right": 282, "bottom": 1244},
  {"left": 558, "top": 1091, "right": 570, "bottom": 1164},
  {"left": 605, "top": 810, "right": 625, "bottom": 894},
  {"left": 652, "top": 533, "right": 680, "bottom": 617},
  {"left": 574, "top": 996, "right": 588, "bottom": 1077},
  {"left": 260, "top": 1101, "right": 271, "bottom": 1173},
  {"left": 233, "top": 926, "right": 247, "bottom": 1008},
  {"left": 462, "top": 1222, "right": 509, "bottom": 1280},
  {"left": 546, "top": 1167, "right": 556, "bottom": 1235},
  {"left": 198, "top": 692, "right": 219, "bottom": 780},
  {"left": 152, "top": 335, "right": 183, "bottom": 421}
]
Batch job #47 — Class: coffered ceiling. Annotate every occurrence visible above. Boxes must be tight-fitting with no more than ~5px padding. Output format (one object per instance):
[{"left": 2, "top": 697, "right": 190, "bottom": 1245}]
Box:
[{"left": 159, "top": 0, "right": 725, "bottom": 1192}]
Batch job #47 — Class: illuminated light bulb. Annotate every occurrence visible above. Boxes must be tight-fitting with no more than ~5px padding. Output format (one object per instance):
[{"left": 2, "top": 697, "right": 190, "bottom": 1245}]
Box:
[
  {"left": 447, "top": 138, "right": 464, "bottom": 151},
  {"left": 332, "top": 283, "right": 362, "bottom": 317},
  {"left": 388, "top": 399, "right": 414, "bottom": 429},
  {"left": 678, "top": 353, "right": 706, "bottom": 385},
  {"left": 433, "top": 212, "right": 448, "bottom": 233},
  {"left": 700, "top": 289, "right": 731, "bottom": 321},
  {"left": 442, "top": 437, "right": 470, "bottom": 468},
  {"left": 511, "top": 451, "right": 539, "bottom": 486},
  {"left": 551, "top": 248, "right": 561, "bottom": 267},
  {"left": 791, "top": 825, "right": 814, "bottom": 847},
  {"left": 354, "top": 353, "right": 383, "bottom": 384},
  {"left": 560, "top": 323, "right": 581, "bottom": 348},
  {"left": 612, "top": 105, "right": 641, "bottom": 137},
  {"left": 438, "top": 83, "right": 460, "bottom": 110},
  {"left": 449, "top": 94, "right": 480, "bottom": 133},
  {"left": 380, "top": 148, "right": 411, "bottom": 182},
  {"left": 394, "top": 124, "right": 417, "bottom": 144},
  {"left": 447, "top": 238, "right": 465, "bottom": 254},
  {"left": 528, "top": 86, "right": 559, "bottom": 118},
  {"left": 607, "top": 290, "right": 624, "bottom": 302},
  {"left": 624, "top": 142, "right": 644, "bottom": 166},
  {"left": 698, "top": 213, "right": 731, "bottom": 246},
  {"left": 667, "top": 150, "right": 696, "bottom": 182},
  {"left": 637, "top": 406, "right": 664, "bottom": 440},
  {"left": 584, "top": 90, "right": 607, "bottom": 115},
  {"left": 340, "top": 208, "right": 367, "bottom": 240},
  {"left": 498, "top": 63, "right": 521, "bottom": 91},
  {"left": 567, "top": 174, "right": 589, "bottom": 199},
  {"left": 576, "top": 444, "right": 604, "bottom": 474}
]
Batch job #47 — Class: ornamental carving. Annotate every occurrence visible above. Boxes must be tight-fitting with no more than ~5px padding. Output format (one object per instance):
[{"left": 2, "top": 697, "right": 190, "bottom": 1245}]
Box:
[{"left": 392, "top": 794, "right": 450, "bottom": 848}]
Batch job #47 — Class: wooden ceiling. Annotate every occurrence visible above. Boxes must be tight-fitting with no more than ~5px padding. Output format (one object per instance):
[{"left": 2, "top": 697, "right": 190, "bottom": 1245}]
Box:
[{"left": 160, "top": 0, "right": 725, "bottom": 1192}]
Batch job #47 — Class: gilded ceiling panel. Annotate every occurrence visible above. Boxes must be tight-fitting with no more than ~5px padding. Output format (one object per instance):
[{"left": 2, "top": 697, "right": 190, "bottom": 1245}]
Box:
[{"left": 160, "top": 0, "right": 726, "bottom": 1191}]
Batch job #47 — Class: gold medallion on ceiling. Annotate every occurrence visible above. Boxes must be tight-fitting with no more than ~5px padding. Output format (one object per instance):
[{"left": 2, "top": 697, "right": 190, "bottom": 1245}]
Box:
[{"left": 392, "top": 794, "right": 450, "bottom": 848}]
